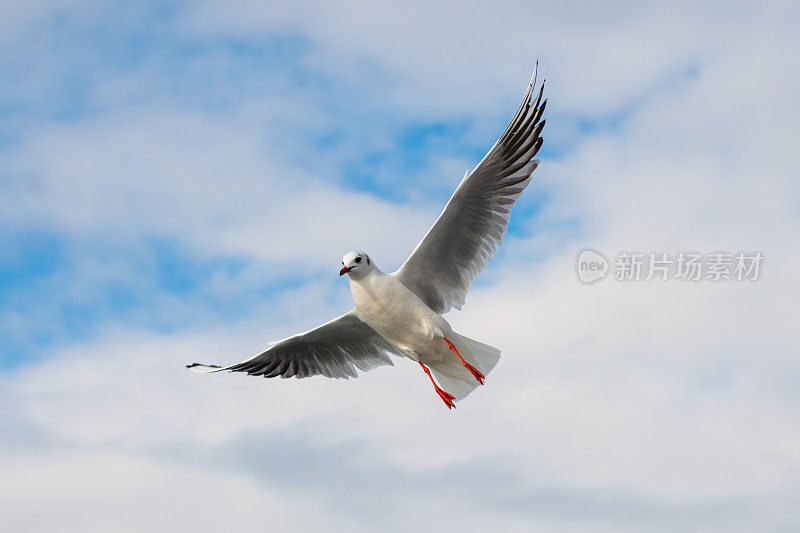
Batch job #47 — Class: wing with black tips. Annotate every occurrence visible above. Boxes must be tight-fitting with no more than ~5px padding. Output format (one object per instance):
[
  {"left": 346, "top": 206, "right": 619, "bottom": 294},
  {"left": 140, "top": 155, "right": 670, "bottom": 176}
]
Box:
[{"left": 187, "top": 311, "right": 403, "bottom": 379}]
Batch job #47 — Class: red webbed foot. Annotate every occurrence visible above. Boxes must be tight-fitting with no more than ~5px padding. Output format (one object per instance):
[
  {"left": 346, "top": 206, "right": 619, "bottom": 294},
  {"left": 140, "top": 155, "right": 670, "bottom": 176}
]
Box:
[
  {"left": 461, "top": 361, "right": 485, "bottom": 384},
  {"left": 434, "top": 384, "right": 456, "bottom": 409},
  {"left": 418, "top": 361, "right": 456, "bottom": 410},
  {"left": 443, "top": 336, "right": 485, "bottom": 384}
]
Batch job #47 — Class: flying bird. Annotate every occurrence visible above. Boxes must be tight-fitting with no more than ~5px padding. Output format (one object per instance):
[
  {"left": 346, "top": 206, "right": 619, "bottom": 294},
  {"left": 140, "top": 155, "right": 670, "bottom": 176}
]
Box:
[{"left": 188, "top": 67, "right": 546, "bottom": 408}]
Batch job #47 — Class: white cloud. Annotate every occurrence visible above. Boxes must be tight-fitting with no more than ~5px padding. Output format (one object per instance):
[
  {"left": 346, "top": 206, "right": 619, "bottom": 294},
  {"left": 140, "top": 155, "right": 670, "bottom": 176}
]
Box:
[
  {"left": 180, "top": 1, "right": 787, "bottom": 116},
  {"left": 3, "top": 256, "right": 799, "bottom": 531},
  {"left": 0, "top": 449, "right": 368, "bottom": 532},
  {"left": 3, "top": 105, "right": 433, "bottom": 265}
]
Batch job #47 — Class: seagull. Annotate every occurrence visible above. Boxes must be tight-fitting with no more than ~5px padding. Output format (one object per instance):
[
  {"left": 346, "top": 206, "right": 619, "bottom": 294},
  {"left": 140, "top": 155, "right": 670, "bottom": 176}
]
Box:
[{"left": 188, "top": 67, "right": 546, "bottom": 409}]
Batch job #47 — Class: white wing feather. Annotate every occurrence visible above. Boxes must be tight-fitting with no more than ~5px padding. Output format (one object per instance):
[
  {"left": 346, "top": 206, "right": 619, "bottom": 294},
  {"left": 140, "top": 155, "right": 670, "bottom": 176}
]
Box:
[
  {"left": 394, "top": 68, "right": 546, "bottom": 313},
  {"left": 186, "top": 311, "right": 404, "bottom": 379}
]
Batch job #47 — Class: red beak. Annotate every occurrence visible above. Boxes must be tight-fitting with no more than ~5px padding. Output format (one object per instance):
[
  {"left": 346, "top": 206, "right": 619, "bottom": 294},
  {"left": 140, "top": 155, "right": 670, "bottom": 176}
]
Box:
[{"left": 340, "top": 266, "right": 353, "bottom": 276}]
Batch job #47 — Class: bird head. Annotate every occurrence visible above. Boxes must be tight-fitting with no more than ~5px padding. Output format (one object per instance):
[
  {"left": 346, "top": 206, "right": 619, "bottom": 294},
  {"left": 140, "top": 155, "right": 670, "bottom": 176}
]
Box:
[{"left": 340, "top": 251, "right": 373, "bottom": 279}]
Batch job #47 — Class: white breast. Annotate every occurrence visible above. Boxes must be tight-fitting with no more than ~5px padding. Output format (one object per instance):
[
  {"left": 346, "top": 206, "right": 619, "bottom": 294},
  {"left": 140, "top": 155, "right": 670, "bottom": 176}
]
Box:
[{"left": 349, "top": 271, "right": 449, "bottom": 355}]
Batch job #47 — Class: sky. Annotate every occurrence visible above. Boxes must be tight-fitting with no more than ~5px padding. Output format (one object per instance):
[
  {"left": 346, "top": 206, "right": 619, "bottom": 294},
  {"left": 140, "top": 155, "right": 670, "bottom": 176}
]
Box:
[{"left": 1, "top": 1, "right": 799, "bottom": 531}]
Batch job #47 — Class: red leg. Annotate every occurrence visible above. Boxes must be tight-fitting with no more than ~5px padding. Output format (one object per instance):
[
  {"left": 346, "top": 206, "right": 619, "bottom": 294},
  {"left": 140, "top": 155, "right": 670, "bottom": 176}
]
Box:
[
  {"left": 418, "top": 361, "right": 455, "bottom": 409},
  {"left": 443, "top": 337, "right": 485, "bottom": 384}
]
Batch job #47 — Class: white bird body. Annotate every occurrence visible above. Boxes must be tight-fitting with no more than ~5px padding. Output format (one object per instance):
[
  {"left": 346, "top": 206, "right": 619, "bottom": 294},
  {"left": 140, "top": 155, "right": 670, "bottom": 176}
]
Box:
[
  {"left": 340, "top": 253, "right": 499, "bottom": 402},
  {"left": 348, "top": 264, "right": 447, "bottom": 358},
  {"left": 188, "top": 66, "right": 546, "bottom": 408}
]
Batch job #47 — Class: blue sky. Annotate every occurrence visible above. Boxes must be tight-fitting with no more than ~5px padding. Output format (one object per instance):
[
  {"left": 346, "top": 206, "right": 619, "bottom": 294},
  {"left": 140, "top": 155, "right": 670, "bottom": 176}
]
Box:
[
  {"left": 0, "top": 3, "right": 564, "bottom": 369},
  {"left": 2, "top": 1, "right": 799, "bottom": 531}
]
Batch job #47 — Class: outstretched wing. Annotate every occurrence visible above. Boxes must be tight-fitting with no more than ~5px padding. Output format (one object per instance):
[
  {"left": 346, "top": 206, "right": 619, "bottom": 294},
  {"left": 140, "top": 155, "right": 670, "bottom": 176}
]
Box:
[
  {"left": 186, "top": 311, "right": 404, "bottom": 379},
  {"left": 394, "top": 68, "right": 546, "bottom": 313}
]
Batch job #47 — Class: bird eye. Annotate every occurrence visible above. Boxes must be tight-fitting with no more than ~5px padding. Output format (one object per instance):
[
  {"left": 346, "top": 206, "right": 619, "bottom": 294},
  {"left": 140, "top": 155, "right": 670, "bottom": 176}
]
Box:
[{"left": 355, "top": 256, "right": 362, "bottom": 263}]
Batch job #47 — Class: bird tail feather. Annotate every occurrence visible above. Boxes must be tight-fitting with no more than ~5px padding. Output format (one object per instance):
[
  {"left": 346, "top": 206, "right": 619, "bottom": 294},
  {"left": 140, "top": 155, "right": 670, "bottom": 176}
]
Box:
[{"left": 430, "top": 333, "right": 501, "bottom": 402}]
